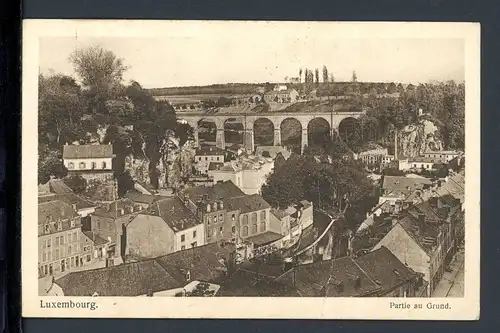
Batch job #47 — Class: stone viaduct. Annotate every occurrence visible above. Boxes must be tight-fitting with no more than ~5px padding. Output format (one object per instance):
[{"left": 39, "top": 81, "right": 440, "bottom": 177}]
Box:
[{"left": 177, "top": 110, "right": 365, "bottom": 153}]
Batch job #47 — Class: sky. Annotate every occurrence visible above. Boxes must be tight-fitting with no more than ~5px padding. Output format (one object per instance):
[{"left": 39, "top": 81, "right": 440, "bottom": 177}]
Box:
[{"left": 39, "top": 36, "right": 465, "bottom": 89}]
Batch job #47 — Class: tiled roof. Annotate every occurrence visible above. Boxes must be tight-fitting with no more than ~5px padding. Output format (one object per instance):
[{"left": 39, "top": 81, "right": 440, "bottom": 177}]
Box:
[
  {"left": 44, "top": 179, "right": 73, "bottom": 194},
  {"left": 382, "top": 176, "right": 432, "bottom": 192},
  {"left": 38, "top": 200, "right": 77, "bottom": 226},
  {"left": 149, "top": 197, "right": 200, "bottom": 232},
  {"left": 93, "top": 199, "right": 138, "bottom": 218},
  {"left": 38, "top": 192, "right": 96, "bottom": 210},
  {"left": 153, "top": 242, "right": 236, "bottom": 288},
  {"left": 63, "top": 144, "right": 113, "bottom": 159},
  {"left": 223, "top": 194, "right": 271, "bottom": 214},
  {"left": 357, "top": 246, "right": 418, "bottom": 294},
  {"left": 55, "top": 260, "right": 178, "bottom": 296},
  {"left": 82, "top": 231, "right": 109, "bottom": 246},
  {"left": 245, "top": 231, "right": 283, "bottom": 247},
  {"left": 218, "top": 269, "right": 300, "bottom": 297},
  {"left": 276, "top": 256, "right": 380, "bottom": 297},
  {"left": 397, "top": 215, "right": 440, "bottom": 254},
  {"left": 182, "top": 180, "right": 245, "bottom": 203}
]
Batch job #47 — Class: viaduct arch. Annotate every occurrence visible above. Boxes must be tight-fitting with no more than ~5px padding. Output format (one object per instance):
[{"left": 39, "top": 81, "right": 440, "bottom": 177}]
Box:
[{"left": 178, "top": 110, "right": 364, "bottom": 153}]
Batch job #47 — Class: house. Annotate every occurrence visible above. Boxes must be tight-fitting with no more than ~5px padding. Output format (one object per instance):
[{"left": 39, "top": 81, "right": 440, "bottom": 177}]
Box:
[
  {"left": 38, "top": 200, "right": 96, "bottom": 277},
  {"left": 379, "top": 176, "right": 433, "bottom": 204},
  {"left": 181, "top": 180, "right": 247, "bottom": 244},
  {"left": 270, "top": 200, "right": 314, "bottom": 249},
  {"left": 126, "top": 197, "right": 205, "bottom": 258},
  {"left": 358, "top": 148, "right": 389, "bottom": 167},
  {"left": 194, "top": 146, "right": 226, "bottom": 175},
  {"left": 275, "top": 248, "right": 422, "bottom": 297},
  {"left": 263, "top": 89, "right": 299, "bottom": 104},
  {"left": 90, "top": 199, "right": 146, "bottom": 259},
  {"left": 55, "top": 242, "right": 236, "bottom": 297},
  {"left": 372, "top": 195, "right": 461, "bottom": 296},
  {"left": 423, "top": 150, "right": 460, "bottom": 163},
  {"left": 407, "top": 156, "right": 440, "bottom": 171},
  {"left": 208, "top": 153, "right": 274, "bottom": 195},
  {"left": 274, "top": 84, "right": 288, "bottom": 91},
  {"left": 38, "top": 190, "right": 97, "bottom": 218},
  {"left": 63, "top": 144, "right": 114, "bottom": 183},
  {"left": 354, "top": 246, "right": 425, "bottom": 297}
]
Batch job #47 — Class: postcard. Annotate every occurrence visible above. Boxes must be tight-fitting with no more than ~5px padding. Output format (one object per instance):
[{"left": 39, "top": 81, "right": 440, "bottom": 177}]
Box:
[{"left": 22, "top": 20, "right": 480, "bottom": 319}]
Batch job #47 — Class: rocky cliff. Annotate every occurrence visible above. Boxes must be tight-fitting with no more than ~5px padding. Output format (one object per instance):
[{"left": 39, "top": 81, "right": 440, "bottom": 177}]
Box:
[
  {"left": 396, "top": 119, "right": 443, "bottom": 158},
  {"left": 123, "top": 129, "right": 196, "bottom": 191}
]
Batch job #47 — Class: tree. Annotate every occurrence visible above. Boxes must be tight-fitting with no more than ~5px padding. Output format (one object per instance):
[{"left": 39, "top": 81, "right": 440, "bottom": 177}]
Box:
[
  {"left": 352, "top": 71, "right": 357, "bottom": 83},
  {"left": 329, "top": 74, "right": 335, "bottom": 83},
  {"left": 314, "top": 68, "right": 320, "bottom": 85},
  {"left": 69, "top": 45, "right": 129, "bottom": 113},
  {"left": 299, "top": 68, "right": 303, "bottom": 83},
  {"left": 386, "top": 82, "right": 397, "bottom": 94},
  {"left": 322, "top": 65, "right": 329, "bottom": 83}
]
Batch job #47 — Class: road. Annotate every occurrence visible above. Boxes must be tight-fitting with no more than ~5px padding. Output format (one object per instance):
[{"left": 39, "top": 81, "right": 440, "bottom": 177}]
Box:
[{"left": 431, "top": 248, "right": 465, "bottom": 297}]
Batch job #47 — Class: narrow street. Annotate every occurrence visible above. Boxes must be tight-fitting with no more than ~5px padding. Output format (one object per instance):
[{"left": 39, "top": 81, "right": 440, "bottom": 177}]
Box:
[{"left": 431, "top": 248, "right": 465, "bottom": 297}]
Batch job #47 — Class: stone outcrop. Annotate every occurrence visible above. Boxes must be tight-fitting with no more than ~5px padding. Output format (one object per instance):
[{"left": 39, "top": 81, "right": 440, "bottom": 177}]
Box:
[{"left": 396, "top": 119, "right": 443, "bottom": 158}]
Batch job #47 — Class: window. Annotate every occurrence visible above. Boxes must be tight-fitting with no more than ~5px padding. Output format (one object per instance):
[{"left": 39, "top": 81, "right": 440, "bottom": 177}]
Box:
[
  {"left": 55, "top": 237, "right": 59, "bottom": 246},
  {"left": 260, "top": 210, "right": 266, "bottom": 220},
  {"left": 68, "top": 246, "right": 72, "bottom": 255},
  {"left": 87, "top": 254, "right": 91, "bottom": 262},
  {"left": 73, "top": 232, "right": 77, "bottom": 242},
  {"left": 193, "top": 230, "right": 197, "bottom": 238},
  {"left": 55, "top": 249, "right": 59, "bottom": 260},
  {"left": 260, "top": 221, "right": 266, "bottom": 232},
  {"left": 213, "top": 229, "right": 217, "bottom": 237},
  {"left": 207, "top": 216, "right": 211, "bottom": 225},
  {"left": 232, "top": 226, "right": 236, "bottom": 234},
  {"left": 42, "top": 240, "right": 46, "bottom": 249},
  {"left": 214, "top": 215, "right": 218, "bottom": 223},
  {"left": 219, "top": 214, "right": 223, "bottom": 222},
  {"left": 102, "top": 162, "right": 107, "bottom": 169},
  {"left": 68, "top": 162, "right": 74, "bottom": 170},
  {"left": 47, "top": 239, "right": 51, "bottom": 248},
  {"left": 97, "top": 221, "right": 101, "bottom": 229},
  {"left": 60, "top": 236, "right": 64, "bottom": 245},
  {"left": 79, "top": 162, "right": 86, "bottom": 169},
  {"left": 251, "top": 212, "right": 257, "bottom": 223},
  {"left": 251, "top": 224, "right": 257, "bottom": 234},
  {"left": 205, "top": 157, "right": 208, "bottom": 161},
  {"left": 231, "top": 214, "right": 235, "bottom": 222},
  {"left": 91, "top": 162, "right": 96, "bottom": 169},
  {"left": 48, "top": 251, "right": 51, "bottom": 261},
  {"left": 181, "top": 245, "right": 186, "bottom": 250},
  {"left": 219, "top": 226, "right": 223, "bottom": 234},
  {"left": 70, "top": 219, "right": 75, "bottom": 228},
  {"left": 242, "top": 226, "right": 248, "bottom": 237},
  {"left": 217, "top": 156, "right": 220, "bottom": 161},
  {"left": 44, "top": 224, "right": 49, "bottom": 233},
  {"left": 242, "top": 215, "right": 248, "bottom": 225},
  {"left": 42, "top": 252, "right": 47, "bottom": 262},
  {"left": 192, "top": 241, "right": 197, "bottom": 248},
  {"left": 207, "top": 229, "right": 212, "bottom": 238},
  {"left": 181, "top": 234, "right": 185, "bottom": 242}
]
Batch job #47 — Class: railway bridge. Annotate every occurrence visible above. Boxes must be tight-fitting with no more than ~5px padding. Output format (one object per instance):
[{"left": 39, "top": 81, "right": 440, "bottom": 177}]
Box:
[{"left": 177, "top": 109, "right": 365, "bottom": 153}]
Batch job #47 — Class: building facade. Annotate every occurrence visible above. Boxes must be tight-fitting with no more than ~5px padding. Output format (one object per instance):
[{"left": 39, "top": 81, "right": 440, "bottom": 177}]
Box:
[
  {"left": 194, "top": 147, "right": 226, "bottom": 175},
  {"left": 38, "top": 200, "right": 96, "bottom": 277}
]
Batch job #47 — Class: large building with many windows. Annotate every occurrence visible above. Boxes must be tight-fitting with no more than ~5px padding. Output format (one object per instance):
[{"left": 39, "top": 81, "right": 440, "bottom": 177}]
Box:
[{"left": 38, "top": 200, "right": 98, "bottom": 277}]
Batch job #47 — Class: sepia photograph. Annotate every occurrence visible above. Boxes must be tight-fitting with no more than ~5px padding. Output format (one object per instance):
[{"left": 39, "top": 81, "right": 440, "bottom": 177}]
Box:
[{"left": 22, "top": 20, "right": 480, "bottom": 319}]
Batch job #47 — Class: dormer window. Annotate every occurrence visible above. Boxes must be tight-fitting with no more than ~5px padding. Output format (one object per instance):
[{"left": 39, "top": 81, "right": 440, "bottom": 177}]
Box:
[
  {"left": 79, "top": 162, "right": 86, "bottom": 169},
  {"left": 68, "top": 162, "right": 74, "bottom": 170},
  {"left": 57, "top": 222, "right": 62, "bottom": 231},
  {"left": 91, "top": 162, "right": 96, "bottom": 169},
  {"left": 44, "top": 224, "right": 49, "bottom": 234},
  {"left": 102, "top": 162, "right": 107, "bottom": 169},
  {"left": 92, "top": 292, "right": 99, "bottom": 297},
  {"left": 70, "top": 219, "right": 75, "bottom": 228}
]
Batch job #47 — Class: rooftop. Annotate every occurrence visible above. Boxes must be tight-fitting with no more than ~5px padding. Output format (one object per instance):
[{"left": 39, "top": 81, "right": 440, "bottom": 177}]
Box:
[
  {"left": 182, "top": 180, "right": 245, "bottom": 203},
  {"left": 356, "top": 247, "right": 418, "bottom": 294},
  {"left": 218, "top": 269, "right": 300, "bottom": 297},
  {"left": 223, "top": 194, "right": 271, "bottom": 214},
  {"left": 382, "top": 176, "right": 432, "bottom": 193},
  {"left": 38, "top": 178, "right": 73, "bottom": 195},
  {"left": 93, "top": 199, "right": 140, "bottom": 218},
  {"left": 208, "top": 162, "right": 224, "bottom": 171},
  {"left": 245, "top": 231, "right": 283, "bottom": 247},
  {"left": 397, "top": 215, "right": 440, "bottom": 254},
  {"left": 38, "top": 200, "right": 78, "bottom": 226},
  {"left": 82, "top": 231, "right": 109, "bottom": 246},
  {"left": 150, "top": 197, "right": 200, "bottom": 232},
  {"left": 63, "top": 144, "right": 113, "bottom": 159},
  {"left": 276, "top": 256, "right": 380, "bottom": 297},
  {"left": 38, "top": 192, "right": 96, "bottom": 211},
  {"left": 57, "top": 242, "right": 236, "bottom": 296}
]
